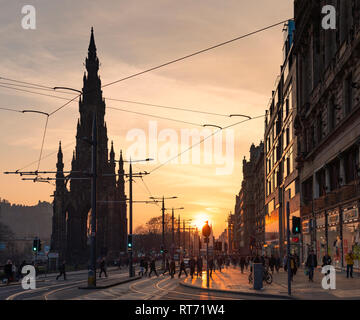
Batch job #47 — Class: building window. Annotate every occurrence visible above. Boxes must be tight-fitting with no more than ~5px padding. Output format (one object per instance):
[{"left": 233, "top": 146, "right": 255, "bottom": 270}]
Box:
[
  {"left": 345, "top": 147, "right": 357, "bottom": 184},
  {"left": 317, "top": 169, "right": 326, "bottom": 197},
  {"left": 286, "top": 127, "right": 290, "bottom": 147},
  {"left": 329, "top": 159, "right": 340, "bottom": 191}
]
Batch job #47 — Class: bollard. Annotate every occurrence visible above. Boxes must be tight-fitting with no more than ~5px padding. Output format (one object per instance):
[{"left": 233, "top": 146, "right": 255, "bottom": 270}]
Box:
[{"left": 253, "top": 263, "right": 263, "bottom": 290}]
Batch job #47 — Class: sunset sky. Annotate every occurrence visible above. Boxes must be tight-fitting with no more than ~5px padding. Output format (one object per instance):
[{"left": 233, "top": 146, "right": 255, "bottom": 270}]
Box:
[{"left": 0, "top": 0, "right": 293, "bottom": 237}]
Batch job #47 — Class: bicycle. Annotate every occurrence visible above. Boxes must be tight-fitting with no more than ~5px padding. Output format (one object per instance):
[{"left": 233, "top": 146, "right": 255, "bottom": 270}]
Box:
[{"left": 248, "top": 268, "right": 273, "bottom": 285}]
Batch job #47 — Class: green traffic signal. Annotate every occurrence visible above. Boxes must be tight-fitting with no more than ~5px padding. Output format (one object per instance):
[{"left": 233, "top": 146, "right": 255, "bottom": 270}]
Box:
[{"left": 127, "top": 235, "right": 132, "bottom": 249}]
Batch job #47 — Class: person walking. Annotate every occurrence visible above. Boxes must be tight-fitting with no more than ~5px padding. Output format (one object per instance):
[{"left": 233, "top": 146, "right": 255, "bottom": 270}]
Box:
[
  {"left": 245, "top": 256, "right": 249, "bottom": 270},
  {"left": 216, "top": 256, "right": 222, "bottom": 273},
  {"left": 178, "top": 259, "right": 188, "bottom": 278},
  {"left": 170, "top": 259, "right": 176, "bottom": 279},
  {"left": 189, "top": 257, "right": 196, "bottom": 279},
  {"left": 305, "top": 250, "right": 318, "bottom": 282},
  {"left": 345, "top": 250, "right": 355, "bottom": 278},
  {"left": 208, "top": 257, "right": 215, "bottom": 279},
  {"left": 275, "top": 255, "right": 281, "bottom": 273},
  {"left": 144, "top": 258, "right": 149, "bottom": 276},
  {"left": 196, "top": 256, "right": 203, "bottom": 277},
  {"left": 4, "top": 260, "right": 13, "bottom": 285},
  {"left": 290, "top": 254, "right": 297, "bottom": 280},
  {"left": 239, "top": 256, "right": 246, "bottom": 274},
  {"left": 99, "top": 258, "right": 108, "bottom": 278},
  {"left": 163, "top": 258, "right": 170, "bottom": 275},
  {"left": 322, "top": 253, "right": 332, "bottom": 267},
  {"left": 56, "top": 261, "right": 67, "bottom": 280},
  {"left": 149, "top": 258, "right": 159, "bottom": 277},
  {"left": 139, "top": 258, "right": 145, "bottom": 276},
  {"left": 12, "top": 263, "right": 17, "bottom": 282},
  {"left": 269, "top": 255, "right": 276, "bottom": 274}
]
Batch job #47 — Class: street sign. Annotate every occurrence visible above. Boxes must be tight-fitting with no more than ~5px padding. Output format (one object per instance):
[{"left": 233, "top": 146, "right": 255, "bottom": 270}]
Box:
[
  {"left": 0, "top": 243, "right": 6, "bottom": 251},
  {"left": 48, "top": 252, "right": 59, "bottom": 258},
  {"left": 44, "top": 245, "right": 50, "bottom": 254}
]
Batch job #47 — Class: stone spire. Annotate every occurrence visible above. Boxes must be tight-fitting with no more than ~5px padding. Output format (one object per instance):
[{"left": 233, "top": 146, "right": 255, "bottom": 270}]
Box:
[{"left": 56, "top": 141, "right": 65, "bottom": 190}]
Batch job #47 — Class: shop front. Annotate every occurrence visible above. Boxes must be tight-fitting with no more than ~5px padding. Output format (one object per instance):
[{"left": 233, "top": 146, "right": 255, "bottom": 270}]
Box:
[
  {"left": 302, "top": 218, "right": 311, "bottom": 263},
  {"left": 342, "top": 203, "right": 360, "bottom": 270},
  {"left": 315, "top": 213, "right": 326, "bottom": 263},
  {"left": 264, "top": 208, "right": 280, "bottom": 257},
  {"left": 327, "top": 209, "right": 342, "bottom": 268}
]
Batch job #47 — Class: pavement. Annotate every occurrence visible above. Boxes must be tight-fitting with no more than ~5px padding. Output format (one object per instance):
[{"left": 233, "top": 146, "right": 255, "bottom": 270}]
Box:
[{"left": 179, "top": 265, "right": 360, "bottom": 300}]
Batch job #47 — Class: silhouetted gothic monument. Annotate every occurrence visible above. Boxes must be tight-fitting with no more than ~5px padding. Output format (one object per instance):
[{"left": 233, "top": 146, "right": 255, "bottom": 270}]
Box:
[{"left": 51, "top": 28, "right": 127, "bottom": 264}]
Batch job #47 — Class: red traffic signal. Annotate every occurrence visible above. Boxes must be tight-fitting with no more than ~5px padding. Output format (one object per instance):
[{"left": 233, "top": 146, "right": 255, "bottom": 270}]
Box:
[{"left": 292, "top": 236, "right": 299, "bottom": 243}]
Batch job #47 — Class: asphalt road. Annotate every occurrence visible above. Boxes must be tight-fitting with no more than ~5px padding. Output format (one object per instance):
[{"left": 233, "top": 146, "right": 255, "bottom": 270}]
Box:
[{"left": 0, "top": 268, "right": 284, "bottom": 300}]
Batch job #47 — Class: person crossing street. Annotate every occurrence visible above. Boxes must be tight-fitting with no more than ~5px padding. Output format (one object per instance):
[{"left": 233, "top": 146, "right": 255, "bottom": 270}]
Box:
[
  {"left": 99, "top": 258, "right": 108, "bottom": 278},
  {"left": 189, "top": 257, "right": 195, "bottom": 279},
  {"left": 196, "top": 256, "right": 203, "bottom": 278},
  {"left": 149, "top": 258, "right": 159, "bottom": 277},
  {"left": 170, "top": 259, "right": 176, "bottom": 278},
  {"left": 163, "top": 258, "right": 171, "bottom": 275},
  {"left": 305, "top": 250, "right": 317, "bottom": 282},
  {"left": 178, "top": 258, "right": 188, "bottom": 278},
  {"left": 56, "top": 261, "right": 67, "bottom": 280}
]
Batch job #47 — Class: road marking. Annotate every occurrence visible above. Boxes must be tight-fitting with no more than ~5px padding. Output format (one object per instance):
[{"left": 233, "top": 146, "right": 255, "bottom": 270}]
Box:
[
  {"left": 44, "top": 273, "right": 129, "bottom": 300},
  {"left": 6, "top": 270, "right": 127, "bottom": 300}
]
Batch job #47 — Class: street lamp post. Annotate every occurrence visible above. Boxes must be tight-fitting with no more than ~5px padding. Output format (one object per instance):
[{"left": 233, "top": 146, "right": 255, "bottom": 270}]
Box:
[
  {"left": 167, "top": 207, "right": 184, "bottom": 259},
  {"left": 88, "top": 113, "right": 97, "bottom": 288},
  {"left": 202, "top": 221, "right": 211, "bottom": 288},
  {"left": 150, "top": 196, "right": 177, "bottom": 269},
  {"left": 127, "top": 157, "right": 152, "bottom": 277}
]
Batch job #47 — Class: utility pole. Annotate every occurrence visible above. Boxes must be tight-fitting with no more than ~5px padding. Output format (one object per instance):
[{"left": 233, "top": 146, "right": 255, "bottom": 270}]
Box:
[
  {"left": 183, "top": 220, "right": 186, "bottom": 252},
  {"left": 125, "top": 158, "right": 153, "bottom": 277},
  {"left": 178, "top": 215, "right": 181, "bottom": 250},
  {"left": 188, "top": 225, "right": 191, "bottom": 253},
  {"left": 167, "top": 207, "right": 183, "bottom": 259},
  {"left": 149, "top": 196, "right": 177, "bottom": 269},
  {"left": 172, "top": 208, "right": 175, "bottom": 251},
  {"left": 202, "top": 221, "right": 211, "bottom": 289},
  {"left": 88, "top": 113, "right": 97, "bottom": 288},
  {"left": 162, "top": 197, "right": 165, "bottom": 269},
  {"left": 286, "top": 196, "right": 291, "bottom": 296},
  {"left": 129, "top": 161, "right": 133, "bottom": 277}
]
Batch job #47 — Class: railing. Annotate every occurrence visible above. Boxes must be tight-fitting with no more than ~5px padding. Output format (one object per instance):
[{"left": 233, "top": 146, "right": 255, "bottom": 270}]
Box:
[{"left": 313, "top": 184, "right": 359, "bottom": 211}]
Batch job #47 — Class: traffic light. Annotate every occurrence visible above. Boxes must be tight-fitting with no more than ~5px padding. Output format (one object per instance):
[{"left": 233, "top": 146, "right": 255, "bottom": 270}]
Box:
[
  {"left": 127, "top": 234, "right": 133, "bottom": 251},
  {"left": 32, "top": 239, "right": 41, "bottom": 252},
  {"left": 292, "top": 217, "right": 301, "bottom": 234},
  {"left": 32, "top": 239, "right": 38, "bottom": 252},
  {"left": 160, "top": 245, "right": 164, "bottom": 254}
]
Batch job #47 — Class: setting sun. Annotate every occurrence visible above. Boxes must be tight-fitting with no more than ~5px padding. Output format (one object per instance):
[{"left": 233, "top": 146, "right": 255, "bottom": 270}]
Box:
[{"left": 192, "top": 213, "right": 212, "bottom": 230}]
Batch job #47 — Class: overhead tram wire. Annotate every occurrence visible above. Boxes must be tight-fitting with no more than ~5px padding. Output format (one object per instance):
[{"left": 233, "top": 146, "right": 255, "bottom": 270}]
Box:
[
  {"left": 139, "top": 176, "right": 161, "bottom": 208},
  {"left": 0, "top": 76, "right": 53, "bottom": 90},
  {"left": 0, "top": 18, "right": 291, "bottom": 118},
  {"left": 0, "top": 82, "right": 215, "bottom": 127},
  {"left": 107, "top": 106, "right": 204, "bottom": 127},
  {"left": 0, "top": 107, "right": 23, "bottom": 113},
  {"left": 37, "top": 115, "right": 49, "bottom": 171},
  {"left": 3, "top": 19, "right": 291, "bottom": 175},
  {"left": 101, "top": 19, "right": 291, "bottom": 89},
  {"left": 0, "top": 80, "right": 229, "bottom": 117},
  {"left": 16, "top": 141, "right": 75, "bottom": 171},
  {"left": 148, "top": 114, "right": 266, "bottom": 174}
]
